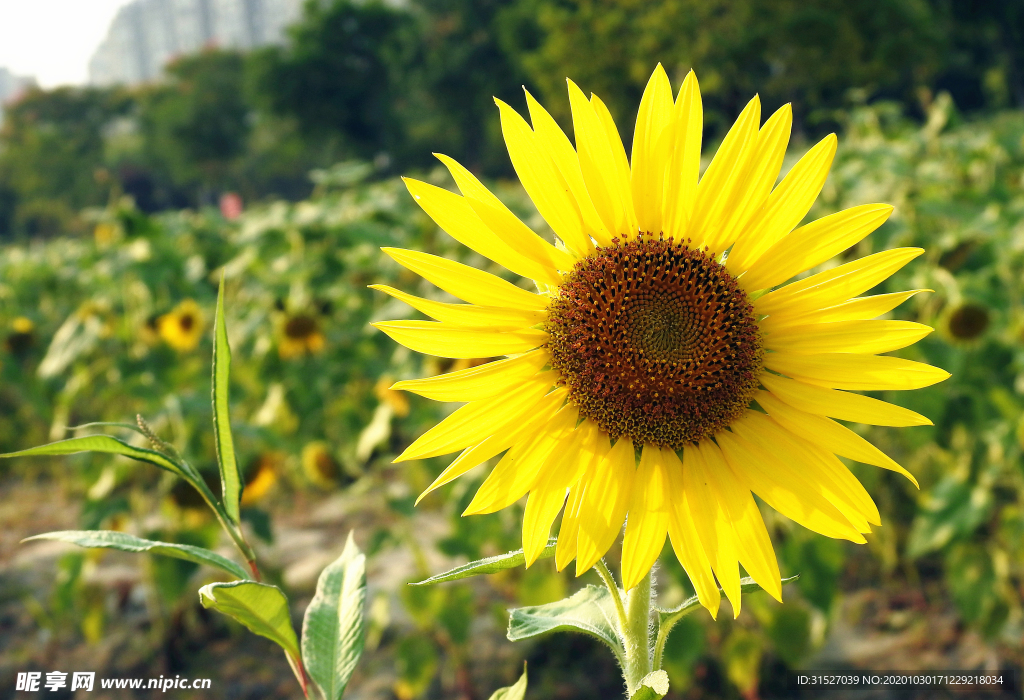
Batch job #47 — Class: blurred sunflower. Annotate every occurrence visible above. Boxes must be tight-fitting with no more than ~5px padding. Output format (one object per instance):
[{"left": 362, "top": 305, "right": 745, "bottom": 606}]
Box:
[
  {"left": 278, "top": 313, "right": 326, "bottom": 359},
  {"left": 157, "top": 299, "right": 204, "bottom": 351},
  {"left": 5, "top": 317, "right": 35, "bottom": 357},
  {"left": 374, "top": 66, "right": 949, "bottom": 617},
  {"left": 302, "top": 441, "right": 341, "bottom": 488}
]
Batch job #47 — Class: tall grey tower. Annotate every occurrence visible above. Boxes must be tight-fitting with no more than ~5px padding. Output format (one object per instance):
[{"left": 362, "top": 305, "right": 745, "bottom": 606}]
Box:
[{"left": 89, "top": 0, "right": 303, "bottom": 85}]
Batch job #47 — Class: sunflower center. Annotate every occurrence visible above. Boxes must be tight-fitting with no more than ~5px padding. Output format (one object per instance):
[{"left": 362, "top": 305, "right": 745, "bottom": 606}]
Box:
[
  {"left": 285, "top": 315, "right": 318, "bottom": 339},
  {"left": 546, "top": 235, "right": 763, "bottom": 449}
]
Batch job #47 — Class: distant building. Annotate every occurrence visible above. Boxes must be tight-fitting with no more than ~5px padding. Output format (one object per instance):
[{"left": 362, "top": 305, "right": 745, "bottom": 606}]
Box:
[
  {"left": 0, "top": 68, "right": 37, "bottom": 121},
  {"left": 89, "top": 0, "right": 303, "bottom": 86}
]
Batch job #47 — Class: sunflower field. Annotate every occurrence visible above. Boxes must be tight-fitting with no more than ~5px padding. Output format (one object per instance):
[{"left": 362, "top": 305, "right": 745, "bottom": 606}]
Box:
[{"left": 1, "top": 88, "right": 1024, "bottom": 700}]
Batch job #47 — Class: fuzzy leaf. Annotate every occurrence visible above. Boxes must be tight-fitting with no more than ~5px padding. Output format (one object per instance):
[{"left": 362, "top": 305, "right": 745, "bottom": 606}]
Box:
[
  {"left": 488, "top": 666, "right": 528, "bottom": 700},
  {"left": 212, "top": 274, "right": 242, "bottom": 524},
  {"left": 629, "top": 671, "right": 669, "bottom": 700},
  {"left": 411, "top": 538, "right": 556, "bottom": 585},
  {"left": 301, "top": 533, "right": 366, "bottom": 700},
  {"left": 1, "top": 435, "right": 188, "bottom": 479},
  {"left": 199, "top": 581, "right": 299, "bottom": 656},
  {"left": 24, "top": 530, "right": 249, "bottom": 580},
  {"left": 507, "top": 585, "right": 624, "bottom": 664}
]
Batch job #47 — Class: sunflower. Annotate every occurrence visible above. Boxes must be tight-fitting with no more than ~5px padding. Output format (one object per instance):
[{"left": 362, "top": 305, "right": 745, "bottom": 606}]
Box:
[
  {"left": 278, "top": 313, "right": 326, "bottom": 359},
  {"left": 157, "top": 299, "right": 204, "bottom": 352},
  {"left": 373, "top": 66, "right": 949, "bottom": 618}
]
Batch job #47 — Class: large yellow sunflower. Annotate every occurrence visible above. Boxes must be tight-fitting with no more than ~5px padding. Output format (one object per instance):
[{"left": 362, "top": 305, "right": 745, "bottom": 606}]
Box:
[{"left": 373, "top": 65, "right": 948, "bottom": 618}]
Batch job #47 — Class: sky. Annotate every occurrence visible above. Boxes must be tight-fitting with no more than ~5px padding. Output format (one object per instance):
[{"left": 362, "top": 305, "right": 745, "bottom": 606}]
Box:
[{"left": 0, "top": 0, "right": 136, "bottom": 88}]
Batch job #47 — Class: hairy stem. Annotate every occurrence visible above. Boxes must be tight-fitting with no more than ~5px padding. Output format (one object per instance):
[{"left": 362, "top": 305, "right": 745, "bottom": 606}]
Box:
[{"left": 621, "top": 570, "right": 653, "bottom": 696}]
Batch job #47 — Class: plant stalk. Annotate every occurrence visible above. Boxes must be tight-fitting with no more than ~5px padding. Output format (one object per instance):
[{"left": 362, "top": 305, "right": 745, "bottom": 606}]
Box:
[{"left": 621, "top": 570, "right": 653, "bottom": 696}]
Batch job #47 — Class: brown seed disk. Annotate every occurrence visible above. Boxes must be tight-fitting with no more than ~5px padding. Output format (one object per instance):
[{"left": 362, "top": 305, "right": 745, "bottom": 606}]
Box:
[{"left": 546, "top": 235, "right": 763, "bottom": 449}]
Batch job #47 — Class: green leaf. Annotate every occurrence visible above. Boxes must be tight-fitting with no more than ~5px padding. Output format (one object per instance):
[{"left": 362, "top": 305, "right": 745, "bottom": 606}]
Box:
[
  {"left": 507, "top": 584, "right": 624, "bottom": 666},
  {"left": 301, "top": 532, "right": 366, "bottom": 700},
  {"left": 0, "top": 435, "right": 189, "bottom": 479},
  {"left": 23, "top": 530, "right": 250, "bottom": 581},
  {"left": 411, "top": 538, "right": 557, "bottom": 585},
  {"left": 907, "top": 472, "right": 993, "bottom": 557},
  {"left": 212, "top": 274, "right": 241, "bottom": 525},
  {"left": 629, "top": 670, "right": 669, "bottom": 700},
  {"left": 488, "top": 666, "right": 527, "bottom": 700},
  {"left": 656, "top": 575, "right": 799, "bottom": 625},
  {"left": 199, "top": 580, "right": 299, "bottom": 657}
]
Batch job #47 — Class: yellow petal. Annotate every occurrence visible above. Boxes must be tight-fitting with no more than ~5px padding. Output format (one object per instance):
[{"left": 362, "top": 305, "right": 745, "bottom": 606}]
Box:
[
  {"left": 403, "top": 177, "right": 561, "bottom": 285},
  {"left": 575, "top": 433, "right": 632, "bottom": 575},
  {"left": 556, "top": 476, "right": 587, "bottom": 571},
  {"left": 716, "top": 425, "right": 866, "bottom": 543},
  {"left": 666, "top": 473, "right": 721, "bottom": 617},
  {"left": 523, "top": 476, "right": 570, "bottom": 567},
  {"left": 621, "top": 445, "right": 670, "bottom": 590},
  {"left": 371, "top": 285, "right": 546, "bottom": 330},
  {"left": 763, "top": 352, "right": 950, "bottom": 392},
  {"left": 759, "top": 373, "right": 932, "bottom": 427},
  {"left": 765, "top": 319, "right": 933, "bottom": 355},
  {"left": 696, "top": 440, "right": 782, "bottom": 604},
  {"left": 591, "top": 92, "right": 638, "bottom": 233},
  {"left": 710, "top": 104, "right": 792, "bottom": 255},
  {"left": 495, "top": 98, "right": 593, "bottom": 257},
  {"left": 741, "top": 204, "right": 894, "bottom": 292},
  {"left": 701, "top": 443, "right": 781, "bottom": 603},
  {"left": 661, "top": 71, "right": 702, "bottom": 239},
  {"left": 382, "top": 247, "right": 549, "bottom": 311},
  {"left": 759, "top": 289, "right": 930, "bottom": 333},
  {"left": 755, "top": 390, "right": 919, "bottom": 487},
  {"left": 731, "top": 412, "right": 875, "bottom": 533},
  {"left": 373, "top": 321, "right": 547, "bottom": 359},
  {"left": 567, "top": 79, "right": 636, "bottom": 236},
  {"left": 524, "top": 88, "right": 612, "bottom": 246},
  {"left": 392, "top": 351, "right": 548, "bottom": 402},
  {"left": 464, "top": 404, "right": 580, "bottom": 515},
  {"left": 687, "top": 95, "right": 760, "bottom": 249},
  {"left": 727, "top": 133, "right": 838, "bottom": 275},
  {"left": 414, "top": 388, "right": 568, "bottom": 505},
  {"left": 630, "top": 64, "right": 674, "bottom": 235},
  {"left": 680, "top": 443, "right": 741, "bottom": 612},
  {"left": 755, "top": 248, "right": 923, "bottom": 320},
  {"left": 395, "top": 374, "right": 556, "bottom": 461},
  {"left": 435, "top": 154, "right": 576, "bottom": 272}
]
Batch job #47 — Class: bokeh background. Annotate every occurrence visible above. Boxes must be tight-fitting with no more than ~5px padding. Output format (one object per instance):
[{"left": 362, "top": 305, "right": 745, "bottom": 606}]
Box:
[{"left": 1, "top": 1, "right": 1023, "bottom": 698}]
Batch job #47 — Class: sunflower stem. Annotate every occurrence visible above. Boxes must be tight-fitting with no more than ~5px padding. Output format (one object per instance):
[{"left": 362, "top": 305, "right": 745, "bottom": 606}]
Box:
[{"left": 621, "top": 569, "right": 653, "bottom": 697}]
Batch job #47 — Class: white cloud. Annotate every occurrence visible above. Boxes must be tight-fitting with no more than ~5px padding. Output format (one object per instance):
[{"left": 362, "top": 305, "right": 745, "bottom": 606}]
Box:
[{"left": 0, "top": 0, "right": 136, "bottom": 87}]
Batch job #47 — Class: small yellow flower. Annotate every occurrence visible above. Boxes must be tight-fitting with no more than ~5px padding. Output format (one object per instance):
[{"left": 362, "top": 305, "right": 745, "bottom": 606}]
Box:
[
  {"left": 241, "top": 454, "right": 282, "bottom": 505},
  {"left": 374, "top": 64, "right": 950, "bottom": 618},
  {"left": 278, "top": 314, "right": 326, "bottom": 359},
  {"left": 302, "top": 441, "right": 340, "bottom": 488},
  {"left": 157, "top": 300, "right": 204, "bottom": 351}
]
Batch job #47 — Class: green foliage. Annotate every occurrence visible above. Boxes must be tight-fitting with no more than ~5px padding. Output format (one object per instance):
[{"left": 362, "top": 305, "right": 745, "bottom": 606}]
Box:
[
  {"left": 301, "top": 533, "right": 367, "bottom": 700},
  {"left": 23, "top": 530, "right": 249, "bottom": 580},
  {"left": 198, "top": 580, "right": 300, "bottom": 656},
  {"left": 411, "top": 538, "right": 557, "bottom": 585},
  {"left": 488, "top": 666, "right": 528, "bottom": 700},
  {"left": 140, "top": 51, "right": 251, "bottom": 191},
  {"left": 628, "top": 670, "right": 669, "bottom": 700},
  {"left": 507, "top": 584, "right": 625, "bottom": 665},
  {"left": 212, "top": 274, "right": 242, "bottom": 524}
]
